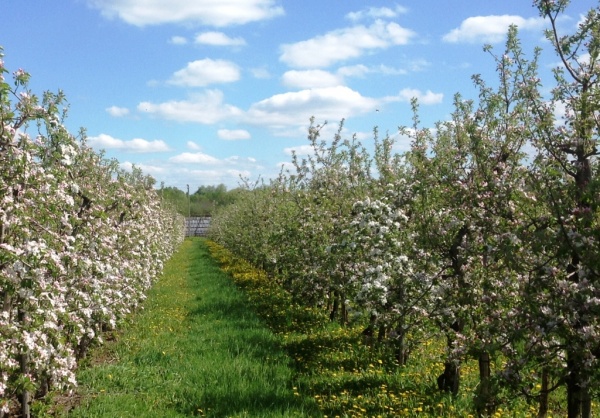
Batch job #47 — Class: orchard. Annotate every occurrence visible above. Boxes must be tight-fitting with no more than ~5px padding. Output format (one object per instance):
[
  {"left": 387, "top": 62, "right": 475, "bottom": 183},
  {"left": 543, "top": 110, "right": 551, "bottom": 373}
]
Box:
[
  {"left": 0, "top": 48, "right": 184, "bottom": 416},
  {"left": 209, "top": 1, "right": 600, "bottom": 417}
]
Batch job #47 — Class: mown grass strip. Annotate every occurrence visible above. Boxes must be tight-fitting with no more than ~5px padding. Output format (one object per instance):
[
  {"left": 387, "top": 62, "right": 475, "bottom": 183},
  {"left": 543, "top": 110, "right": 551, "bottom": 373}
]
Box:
[
  {"left": 64, "top": 238, "right": 318, "bottom": 417},
  {"left": 206, "top": 241, "right": 558, "bottom": 418}
]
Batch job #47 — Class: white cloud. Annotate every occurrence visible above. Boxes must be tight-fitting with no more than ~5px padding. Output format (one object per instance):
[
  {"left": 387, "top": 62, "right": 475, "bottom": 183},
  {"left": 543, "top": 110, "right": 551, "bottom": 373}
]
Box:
[
  {"left": 277, "top": 161, "right": 298, "bottom": 175},
  {"left": 87, "top": 134, "right": 170, "bottom": 153},
  {"left": 169, "top": 152, "right": 221, "bottom": 164},
  {"left": 120, "top": 161, "right": 167, "bottom": 175},
  {"left": 105, "top": 105, "right": 130, "bottom": 117},
  {"left": 120, "top": 152, "right": 265, "bottom": 190},
  {"left": 282, "top": 66, "right": 410, "bottom": 89},
  {"left": 284, "top": 145, "right": 314, "bottom": 156},
  {"left": 218, "top": 129, "right": 251, "bottom": 140},
  {"left": 407, "top": 59, "right": 431, "bottom": 72},
  {"left": 281, "top": 70, "right": 343, "bottom": 89},
  {"left": 138, "top": 90, "right": 243, "bottom": 124},
  {"left": 168, "top": 59, "right": 240, "bottom": 87},
  {"left": 443, "top": 15, "right": 544, "bottom": 44},
  {"left": 336, "top": 64, "right": 370, "bottom": 78},
  {"left": 346, "top": 5, "right": 408, "bottom": 22},
  {"left": 195, "top": 31, "right": 246, "bottom": 46},
  {"left": 225, "top": 156, "right": 259, "bottom": 165},
  {"left": 187, "top": 168, "right": 252, "bottom": 186},
  {"left": 187, "top": 141, "right": 202, "bottom": 150},
  {"left": 280, "top": 19, "right": 415, "bottom": 68},
  {"left": 88, "top": 0, "right": 284, "bottom": 27},
  {"left": 392, "top": 88, "right": 444, "bottom": 105},
  {"left": 338, "top": 63, "right": 408, "bottom": 78},
  {"left": 169, "top": 36, "right": 188, "bottom": 45},
  {"left": 579, "top": 52, "right": 591, "bottom": 65},
  {"left": 251, "top": 67, "right": 271, "bottom": 79},
  {"left": 246, "top": 86, "right": 378, "bottom": 129}
]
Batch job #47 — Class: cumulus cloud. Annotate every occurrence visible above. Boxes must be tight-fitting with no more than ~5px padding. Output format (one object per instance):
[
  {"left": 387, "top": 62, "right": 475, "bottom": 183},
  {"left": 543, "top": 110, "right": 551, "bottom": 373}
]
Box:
[
  {"left": 346, "top": 5, "right": 408, "bottom": 22},
  {"left": 88, "top": 0, "right": 284, "bottom": 27},
  {"left": 120, "top": 161, "right": 167, "bottom": 175},
  {"left": 187, "top": 141, "right": 202, "bottom": 150},
  {"left": 443, "top": 15, "right": 544, "bottom": 44},
  {"left": 187, "top": 168, "right": 252, "bottom": 186},
  {"left": 169, "top": 36, "right": 188, "bottom": 45},
  {"left": 281, "top": 66, "right": 410, "bottom": 89},
  {"left": 406, "top": 59, "right": 431, "bottom": 72},
  {"left": 336, "top": 64, "right": 370, "bottom": 78},
  {"left": 281, "top": 70, "right": 343, "bottom": 89},
  {"left": 87, "top": 134, "right": 171, "bottom": 153},
  {"left": 338, "top": 63, "right": 409, "bottom": 78},
  {"left": 246, "top": 86, "right": 378, "bottom": 129},
  {"left": 277, "top": 161, "right": 296, "bottom": 173},
  {"left": 119, "top": 151, "right": 266, "bottom": 190},
  {"left": 251, "top": 67, "right": 271, "bottom": 79},
  {"left": 392, "top": 88, "right": 444, "bottom": 105},
  {"left": 195, "top": 31, "right": 246, "bottom": 46},
  {"left": 169, "top": 152, "right": 221, "bottom": 164},
  {"left": 225, "top": 156, "right": 259, "bottom": 165},
  {"left": 105, "top": 105, "right": 130, "bottom": 117},
  {"left": 138, "top": 90, "right": 243, "bottom": 124},
  {"left": 218, "top": 129, "right": 251, "bottom": 140},
  {"left": 283, "top": 144, "right": 314, "bottom": 156},
  {"left": 168, "top": 59, "right": 240, "bottom": 87},
  {"left": 280, "top": 19, "right": 416, "bottom": 68}
]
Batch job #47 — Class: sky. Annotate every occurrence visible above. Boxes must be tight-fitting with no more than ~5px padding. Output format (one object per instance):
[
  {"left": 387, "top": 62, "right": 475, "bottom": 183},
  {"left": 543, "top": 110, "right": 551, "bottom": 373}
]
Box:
[{"left": 1, "top": 0, "right": 594, "bottom": 191}]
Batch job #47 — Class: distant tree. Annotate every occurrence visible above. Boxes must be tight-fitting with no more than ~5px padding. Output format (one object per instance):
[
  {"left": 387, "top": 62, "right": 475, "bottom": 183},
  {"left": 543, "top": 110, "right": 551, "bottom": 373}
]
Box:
[
  {"left": 191, "top": 184, "right": 239, "bottom": 215},
  {"left": 159, "top": 186, "right": 188, "bottom": 215},
  {"left": 159, "top": 183, "right": 240, "bottom": 216}
]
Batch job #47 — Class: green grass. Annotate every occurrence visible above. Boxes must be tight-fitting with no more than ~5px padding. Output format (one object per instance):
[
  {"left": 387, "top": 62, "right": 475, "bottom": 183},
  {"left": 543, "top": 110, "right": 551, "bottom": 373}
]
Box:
[
  {"left": 62, "top": 238, "right": 319, "bottom": 417},
  {"left": 205, "top": 241, "right": 579, "bottom": 418},
  {"left": 49, "top": 238, "right": 588, "bottom": 417}
]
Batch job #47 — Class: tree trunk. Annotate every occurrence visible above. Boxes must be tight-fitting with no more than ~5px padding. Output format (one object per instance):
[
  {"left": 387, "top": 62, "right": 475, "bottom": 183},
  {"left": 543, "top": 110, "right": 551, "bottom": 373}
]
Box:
[
  {"left": 394, "top": 331, "right": 409, "bottom": 366},
  {"left": 18, "top": 307, "right": 31, "bottom": 418},
  {"left": 537, "top": 368, "right": 549, "bottom": 418},
  {"left": 377, "top": 324, "right": 386, "bottom": 342},
  {"left": 20, "top": 351, "right": 30, "bottom": 418},
  {"left": 340, "top": 294, "right": 348, "bottom": 326},
  {"left": 438, "top": 320, "right": 462, "bottom": 395},
  {"left": 475, "top": 351, "right": 494, "bottom": 417},
  {"left": 438, "top": 361, "right": 460, "bottom": 395},
  {"left": 564, "top": 120, "right": 593, "bottom": 418},
  {"left": 566, "top": 355, "right": 591, "bottom": 418},
  {"left": 329, "top": 291, "right": 339, "bottom": 322},
  {"left": 361, "top": 314, "right": 377, "bottom": 346},
  {"left": 19, "top": 345, "right": 30, "bottom": 418}
]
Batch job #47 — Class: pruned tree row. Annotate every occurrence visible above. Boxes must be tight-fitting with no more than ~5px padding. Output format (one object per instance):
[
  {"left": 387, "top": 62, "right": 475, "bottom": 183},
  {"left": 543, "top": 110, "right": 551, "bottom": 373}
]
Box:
[
  {"left": 0, "top": 49, "right": 185, "bottom": 416},
  {"left": 209, "top": 2, "right": 600, "bottom": 417}
]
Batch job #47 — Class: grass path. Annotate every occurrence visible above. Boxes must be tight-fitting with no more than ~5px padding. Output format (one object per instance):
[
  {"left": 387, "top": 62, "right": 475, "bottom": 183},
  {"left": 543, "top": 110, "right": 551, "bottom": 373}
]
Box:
[{"left": 66, "top": 238, "right": 319, "bottom": 417}]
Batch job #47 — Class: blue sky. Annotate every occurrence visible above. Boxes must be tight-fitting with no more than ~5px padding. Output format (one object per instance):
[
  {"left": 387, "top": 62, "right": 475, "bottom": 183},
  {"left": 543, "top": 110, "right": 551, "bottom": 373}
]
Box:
[{"left": 1, "top": 0, "right": 593, "bottom": 190}]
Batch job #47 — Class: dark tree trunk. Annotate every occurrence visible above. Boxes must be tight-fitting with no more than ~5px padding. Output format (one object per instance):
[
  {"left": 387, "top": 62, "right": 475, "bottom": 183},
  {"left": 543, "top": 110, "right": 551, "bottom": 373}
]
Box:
[
  {"left": 438, "top": 361, "right": 460, "bottom": 395},
  {"left": 566, "top": 354, "right": 591, "bottom": 418},
  {"left": 438, "top": 320, "right": 462, "bottom": 396},
  {"left": 361, "top": 314, "right": 377, "bottom": 346},
  {"left": 340, "top": 295, "right": 348, "bottom": 325},
  {"left": 377, "top": 324, "right": 386, "bottom": 342},
  {"left": 20, "top": 352, "right": 30, "bottom": 418},
  {"left": 394, "top": 331, "right": 409, "bottom": 366},
  {"left": 438, "top": 224, "right": 469, "bottom": 395},
  {"left": 537, "top": 368, "right": 549, "bottom": 418},
  {"left": 18, "top": 309, "right": 30, "bottom": 418},
  {"left": 475, "top": 351, "right": 494, "bottom": 417},
  {"left": 563, "top": 120, "right": 592, "bottom": 418},
  {"left": 329, "top": 291, "right": 339, "bottom": 322}
]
